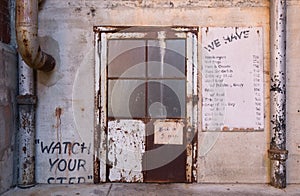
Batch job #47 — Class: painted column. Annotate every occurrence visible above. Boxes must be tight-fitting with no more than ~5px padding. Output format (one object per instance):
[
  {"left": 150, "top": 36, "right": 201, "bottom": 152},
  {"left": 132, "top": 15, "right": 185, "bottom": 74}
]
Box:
[{"left": 269, "top": 0, "right": 288, "bottom": 189}]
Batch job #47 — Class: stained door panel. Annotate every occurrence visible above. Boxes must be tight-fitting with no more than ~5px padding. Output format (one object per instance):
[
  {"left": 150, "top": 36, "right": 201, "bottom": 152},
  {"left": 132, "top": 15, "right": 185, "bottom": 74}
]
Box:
[{"left": 143, "top": 119, "right": 186, "bottom": 182}]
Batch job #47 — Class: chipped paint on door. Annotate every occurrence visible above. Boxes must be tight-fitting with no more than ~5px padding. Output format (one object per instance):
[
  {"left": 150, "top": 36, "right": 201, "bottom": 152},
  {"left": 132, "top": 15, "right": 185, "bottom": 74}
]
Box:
[{"left": 107, "top": 120, "right": 145, "bottom": 182}]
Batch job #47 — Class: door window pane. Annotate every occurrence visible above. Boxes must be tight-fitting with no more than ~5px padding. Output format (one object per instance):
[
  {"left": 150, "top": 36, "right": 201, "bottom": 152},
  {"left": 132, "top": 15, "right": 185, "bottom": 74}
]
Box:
[
  {"left": 108, "top": 80, "right": 146, "bottom": 118},
  {"left": 147, "top": 80, "right": 186, "bottom": 118},
  {"left": 108, "top": 40, "right": 146, "bottom": 78},
  {"left": 147, "top": 40, "right": 186, "bottom": 78}
]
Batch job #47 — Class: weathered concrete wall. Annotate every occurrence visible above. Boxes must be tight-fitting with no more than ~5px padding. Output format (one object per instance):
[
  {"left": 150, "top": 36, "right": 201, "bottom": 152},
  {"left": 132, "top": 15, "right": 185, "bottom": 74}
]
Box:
[
  {"left": 286, "top": 0, "right": 300, "bottom": 184},
  {"left": 0, "top": 43, "right": 17, "bottom": 193},
  {"left": 34, "top": 0, "right": 297, "bottom": 184}
]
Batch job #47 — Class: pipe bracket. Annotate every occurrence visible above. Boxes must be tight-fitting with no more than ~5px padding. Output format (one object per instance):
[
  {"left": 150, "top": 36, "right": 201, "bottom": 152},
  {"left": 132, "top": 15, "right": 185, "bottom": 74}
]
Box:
[
  {"left": 268, "top": 149, "right": 288, "bottom": 161},
  {"left": 17, "top": 95, "right": 37, "bottom": 105}
]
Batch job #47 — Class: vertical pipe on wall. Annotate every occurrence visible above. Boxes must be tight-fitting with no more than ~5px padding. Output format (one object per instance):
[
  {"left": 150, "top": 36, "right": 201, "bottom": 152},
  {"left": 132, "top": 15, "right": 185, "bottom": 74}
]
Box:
[
  {"left": 16, "top": 56, "right": 36, "bottom": 187},
  {"left": 15, "top": 0, "right": 56, "bottom": 187},
  {"left": 269, "top": 0, "right": 288, "bottom": 189}
]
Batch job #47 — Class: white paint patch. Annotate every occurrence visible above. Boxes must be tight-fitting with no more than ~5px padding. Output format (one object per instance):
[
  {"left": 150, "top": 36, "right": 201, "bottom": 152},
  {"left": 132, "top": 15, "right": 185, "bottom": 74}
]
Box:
[{"left": 107, "top": 120, "right": 145, "bottom": 182}]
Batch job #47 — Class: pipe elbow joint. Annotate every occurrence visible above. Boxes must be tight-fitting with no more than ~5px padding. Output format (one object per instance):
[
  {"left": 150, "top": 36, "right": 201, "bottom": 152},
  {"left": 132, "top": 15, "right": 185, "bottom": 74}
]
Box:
[
  {"left": 36, "top": 50, "right": 56, "bottom": 72},
  {"left": 16, "top": 0, "right": 56, "bottom": 72},
  {"left": 40, "top": 52, "right": 56, "bottom": 72},
  {"left": 16, "top": 39, "right": 56, "bottom": 72}
]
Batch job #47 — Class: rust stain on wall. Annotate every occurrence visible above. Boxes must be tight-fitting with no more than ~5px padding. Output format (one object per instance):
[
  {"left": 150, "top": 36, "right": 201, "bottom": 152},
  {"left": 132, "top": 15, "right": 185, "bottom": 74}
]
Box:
[
  {"left": 55, "top": 107, "right": 62, "bottom": 118},
  {"left": 67, "top": 142, "right": 72, "bottom": 156},
  {"left": 55, "top": 107, "right": 63, "bottom": 152},
  {"left": 55, "top": 107, "right": 62, "bottom": 129}
]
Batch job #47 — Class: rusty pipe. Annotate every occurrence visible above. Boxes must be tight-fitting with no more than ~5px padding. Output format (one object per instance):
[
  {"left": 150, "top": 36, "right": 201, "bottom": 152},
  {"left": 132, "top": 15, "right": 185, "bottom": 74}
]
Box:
[
  {"left": 16, "top": 0, "right": 55, "bottom": 72},
  {"left": 15, "top": 0, "right": 52, "bottom": 187},
  {"left": 17, "top": 56, "right": 36, "bottom": 188},
  {"left": 269, "top": 0, "right": 288, "bottom": 189}
]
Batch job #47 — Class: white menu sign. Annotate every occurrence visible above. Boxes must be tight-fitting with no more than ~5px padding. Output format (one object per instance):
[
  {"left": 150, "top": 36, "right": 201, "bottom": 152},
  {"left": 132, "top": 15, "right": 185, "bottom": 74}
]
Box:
[{"left": 202, "top": 27, "right": 264, "bottom": 131}]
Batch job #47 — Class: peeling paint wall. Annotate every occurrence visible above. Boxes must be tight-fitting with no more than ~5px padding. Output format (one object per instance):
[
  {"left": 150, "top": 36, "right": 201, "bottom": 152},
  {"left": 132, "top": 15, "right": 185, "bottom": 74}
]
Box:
[
  {"left": 33, "top": 0, "right": 300, "bottom": 184},
  {"left": 0, "top": 43, "right": 17, "bottom": 193}
]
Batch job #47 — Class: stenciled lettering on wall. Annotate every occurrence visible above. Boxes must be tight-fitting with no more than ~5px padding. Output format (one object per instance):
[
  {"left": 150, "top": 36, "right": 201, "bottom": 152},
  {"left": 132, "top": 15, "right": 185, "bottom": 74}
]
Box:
[
  {"left": 202, "top": 27, "right": 264, "bottom": 131},
  {"left": 35, "top": 139, "right": 92, "bottom": 184}
]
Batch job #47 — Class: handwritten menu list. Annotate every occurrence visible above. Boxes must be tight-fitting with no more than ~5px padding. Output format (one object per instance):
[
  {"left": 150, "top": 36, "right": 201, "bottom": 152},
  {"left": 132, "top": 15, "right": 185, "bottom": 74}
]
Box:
[{"left": 202, "top": 27, "right": 264, "bottom": 131}]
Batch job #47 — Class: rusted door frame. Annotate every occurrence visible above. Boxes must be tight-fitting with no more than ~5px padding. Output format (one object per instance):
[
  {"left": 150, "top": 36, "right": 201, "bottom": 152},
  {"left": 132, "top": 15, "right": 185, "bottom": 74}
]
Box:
[{"left": 94, "top": 26, "right": 198, "bottom": 183}]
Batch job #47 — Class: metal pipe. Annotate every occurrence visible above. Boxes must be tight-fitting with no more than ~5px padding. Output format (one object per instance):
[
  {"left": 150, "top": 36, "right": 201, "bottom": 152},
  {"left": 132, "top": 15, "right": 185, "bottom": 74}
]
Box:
[
  {"left": 269, "top": 0, "right": 288, "bottom": 189},
  {"left": 17, "top": 56, "right": 36, "bottom": 187},
  {"left": 15, "top": 0, "right": 55, "bottom": 187},
  {"left": 16, "top": 0, "right": 55, "bottom": 72}
]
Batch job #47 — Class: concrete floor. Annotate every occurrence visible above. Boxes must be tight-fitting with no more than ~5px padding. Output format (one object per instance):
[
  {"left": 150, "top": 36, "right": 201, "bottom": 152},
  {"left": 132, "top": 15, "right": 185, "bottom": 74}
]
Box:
[{"left": 2, "top": 183, "right": 300, "bottom": 196}]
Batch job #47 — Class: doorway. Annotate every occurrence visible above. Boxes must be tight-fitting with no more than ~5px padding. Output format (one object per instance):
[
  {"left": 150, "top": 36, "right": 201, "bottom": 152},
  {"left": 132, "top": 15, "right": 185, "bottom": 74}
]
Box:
[{"left": 94, "top": 27, "right": 198, "bottom": 182}]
